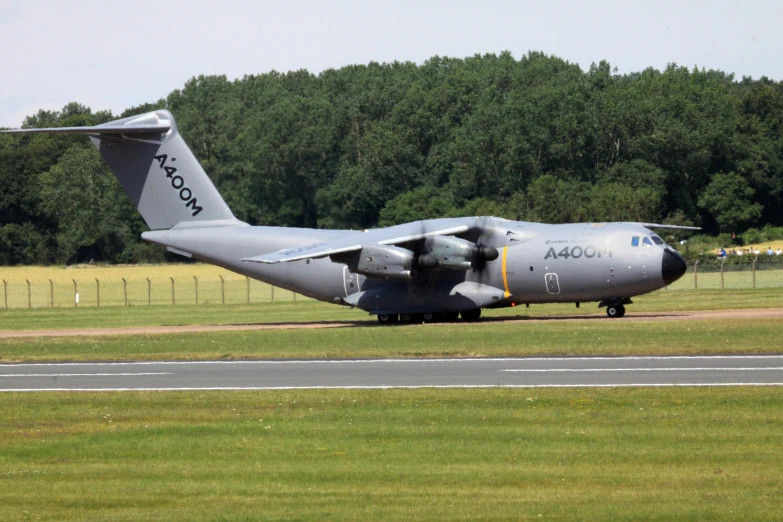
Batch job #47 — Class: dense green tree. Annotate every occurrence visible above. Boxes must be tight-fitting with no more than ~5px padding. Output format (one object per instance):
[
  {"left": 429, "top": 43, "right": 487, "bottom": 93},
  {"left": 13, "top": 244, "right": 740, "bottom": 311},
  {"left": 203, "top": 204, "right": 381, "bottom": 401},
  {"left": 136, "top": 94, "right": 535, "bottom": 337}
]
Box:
[
  {"left": 697, "top": 172, "right": 763, "bottom": 232},
  {"left": 2, "top": 52, "right": 783, "bottom": 265},
  {"left": 38, "top": 146, "right": 144, "bottom": 263}
]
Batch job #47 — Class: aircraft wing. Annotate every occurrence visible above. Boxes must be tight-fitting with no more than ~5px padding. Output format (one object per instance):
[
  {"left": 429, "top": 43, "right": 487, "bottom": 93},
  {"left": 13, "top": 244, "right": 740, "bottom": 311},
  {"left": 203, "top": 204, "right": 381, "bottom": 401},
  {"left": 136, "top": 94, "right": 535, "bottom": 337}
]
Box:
[
  {"left": 633, "top": 223, "right": 702, "bottom": 231},
  {"left": 242, "top": 223, "right": 470, "bottom": 264}
]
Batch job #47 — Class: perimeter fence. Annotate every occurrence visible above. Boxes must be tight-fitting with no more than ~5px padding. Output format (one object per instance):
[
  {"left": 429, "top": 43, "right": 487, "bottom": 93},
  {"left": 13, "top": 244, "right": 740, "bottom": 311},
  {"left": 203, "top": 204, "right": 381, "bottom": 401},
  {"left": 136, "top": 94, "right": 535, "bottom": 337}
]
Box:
[
  {"left": 2, "top": 257, "right": 783, "bottom": 310},
  {"left": 1, "top": 275, "right": 307, "bottom": 310},
  {"left": 667, "top": 256, "right": 783, "bottom": 291}
]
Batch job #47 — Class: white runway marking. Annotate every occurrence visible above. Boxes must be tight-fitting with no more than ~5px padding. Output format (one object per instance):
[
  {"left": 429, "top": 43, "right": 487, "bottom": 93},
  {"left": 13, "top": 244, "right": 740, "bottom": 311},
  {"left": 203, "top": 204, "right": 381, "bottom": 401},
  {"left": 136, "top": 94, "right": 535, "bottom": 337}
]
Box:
[
  {"left": 499, "top": 367, "right": 783, "bottom": 372},
  {"left": 0, "top": 373, "right": 172, "bottom": 377}
]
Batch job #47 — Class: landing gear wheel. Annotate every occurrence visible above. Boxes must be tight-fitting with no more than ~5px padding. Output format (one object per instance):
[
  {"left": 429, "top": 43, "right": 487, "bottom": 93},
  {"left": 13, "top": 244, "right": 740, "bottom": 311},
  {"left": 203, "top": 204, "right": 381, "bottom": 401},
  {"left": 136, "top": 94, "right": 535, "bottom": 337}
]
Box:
[
  {"left": 606, "top": 305, "right": 626, "bottom": 318},
  {"left": 442, "top": 311, "right": 460, "bottom": 322},
  {"left": 377, "top": 313, "right": 398, "bottom": 325},
  {"left": 422, "top": 312, "right": 437, "bottom": 323},
  {"left": 400, "top": 313, "right": 422, "bottom": 324},
  {"left": 460, "top": 309, "right": 482, "bottom": 322}
]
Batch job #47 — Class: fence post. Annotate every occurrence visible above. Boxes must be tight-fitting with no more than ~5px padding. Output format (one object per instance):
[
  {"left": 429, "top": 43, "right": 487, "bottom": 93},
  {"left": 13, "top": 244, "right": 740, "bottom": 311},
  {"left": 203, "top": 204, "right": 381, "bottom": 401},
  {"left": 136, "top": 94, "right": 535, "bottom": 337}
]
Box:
[
  {"left": 720, "top": 258, "right": 725, "bottom": 289},
  {"left": 49, "top": 279, "right": 54, "bottom": 308},
  {"left": 3, "top": 280, "right": 7, "bottom": 310},
  {"left": 73, "top": 279, "right": 78, "bottom": 308},
  {"left": 96, "top": 278, "right": 100, "bottom": 308},
  {"left": 122, "top": 278, "right": 128, "bottom": 306},
  {"left": 170, "top": 277, "right": 175, "bottom": 305},
  {"left": 693, "top": 260, "right": 700, "bottom": 290},
  {"left": 246, "top": 276, "right": 250, "bottom": 304},
  {"left": 219, "top": 276, "right": 225, "bottom": 305},
  {"left": 147, "top": 278, "right": 151, "bottom": 306},
  {"left": 26, "top": 279, "right": 31, "bottom": 309},
  {"left": 194, "top": 276, "right": 199, "bottom": 305},
  {"left": 752, "top": 257, "right": 758, "bottom": 289}
]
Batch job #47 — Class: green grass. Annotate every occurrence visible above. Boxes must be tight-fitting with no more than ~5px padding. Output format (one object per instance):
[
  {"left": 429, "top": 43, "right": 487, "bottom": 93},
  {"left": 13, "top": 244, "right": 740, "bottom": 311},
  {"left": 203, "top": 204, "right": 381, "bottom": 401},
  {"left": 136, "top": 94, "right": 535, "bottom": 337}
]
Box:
[
  {"left": 2, "top": 287, "right": 783, "bottom": 332},
  {"left": 1, "top": 388, "right": 781, "bottom": 521},
  {"left": 1, "top": 317, "right": 781, "bottom": 362}
]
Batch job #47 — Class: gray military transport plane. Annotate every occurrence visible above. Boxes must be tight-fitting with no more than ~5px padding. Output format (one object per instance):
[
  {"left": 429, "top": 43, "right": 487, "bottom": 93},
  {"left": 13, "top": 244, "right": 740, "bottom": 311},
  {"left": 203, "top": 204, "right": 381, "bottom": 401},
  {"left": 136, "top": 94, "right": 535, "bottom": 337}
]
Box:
[{"left": 3, "top": 110, "right": 693, "bottom": 323}]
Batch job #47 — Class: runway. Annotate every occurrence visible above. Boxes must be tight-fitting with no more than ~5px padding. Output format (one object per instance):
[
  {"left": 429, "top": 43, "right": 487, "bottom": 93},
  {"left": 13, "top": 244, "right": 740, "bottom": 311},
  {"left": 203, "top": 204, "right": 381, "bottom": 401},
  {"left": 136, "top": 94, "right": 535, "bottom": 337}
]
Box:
[{"left": 1, "top": 355, "right": 782, "bottom": 391}]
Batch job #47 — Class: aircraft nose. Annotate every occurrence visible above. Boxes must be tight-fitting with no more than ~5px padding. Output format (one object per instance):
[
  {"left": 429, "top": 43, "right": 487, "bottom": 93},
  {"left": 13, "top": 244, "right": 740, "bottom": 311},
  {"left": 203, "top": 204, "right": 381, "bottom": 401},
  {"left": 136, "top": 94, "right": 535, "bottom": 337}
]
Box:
[{"left": 661, "top": 248, "right": 687, "bottom": 285}]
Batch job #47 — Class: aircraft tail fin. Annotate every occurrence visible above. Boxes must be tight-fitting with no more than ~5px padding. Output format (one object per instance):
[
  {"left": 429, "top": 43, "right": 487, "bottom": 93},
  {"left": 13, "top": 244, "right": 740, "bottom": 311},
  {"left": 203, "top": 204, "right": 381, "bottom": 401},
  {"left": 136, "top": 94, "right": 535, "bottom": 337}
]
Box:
[{"left": 2, "top": 110, "right": 242, "bottom": 231}]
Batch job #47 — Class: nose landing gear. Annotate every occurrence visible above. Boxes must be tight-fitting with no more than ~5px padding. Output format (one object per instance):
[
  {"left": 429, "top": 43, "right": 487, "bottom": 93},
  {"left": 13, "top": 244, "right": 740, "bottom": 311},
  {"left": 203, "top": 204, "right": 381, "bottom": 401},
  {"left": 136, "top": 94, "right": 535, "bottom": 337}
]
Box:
[{"left": 606, "top": 305, "right": 626, "bottom": 318}]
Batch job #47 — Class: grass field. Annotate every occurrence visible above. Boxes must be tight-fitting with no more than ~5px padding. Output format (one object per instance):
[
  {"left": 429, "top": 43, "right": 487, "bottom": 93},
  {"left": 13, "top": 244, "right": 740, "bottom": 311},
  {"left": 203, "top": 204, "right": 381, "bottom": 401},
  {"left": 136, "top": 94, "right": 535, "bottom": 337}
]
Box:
[
  {"left": 1, "top": 388, "right": 781, "bottom": 521},
  {"left": 2, "top": 287, "right": 781, "bottom": 362},
  {"left": 1, "top": 287, "right": 782, "bottom": 331},
  {"left": 1, "top": 316, "right": 781, "bottom": 362}
]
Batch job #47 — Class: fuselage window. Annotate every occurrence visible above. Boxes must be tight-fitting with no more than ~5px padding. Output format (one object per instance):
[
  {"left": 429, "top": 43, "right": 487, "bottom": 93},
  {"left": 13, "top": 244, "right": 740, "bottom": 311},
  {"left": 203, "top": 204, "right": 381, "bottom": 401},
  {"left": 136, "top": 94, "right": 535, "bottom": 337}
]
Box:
[
  {"left": 651, "top": 236, "right": 664, "bottom": 245},
  {"left": 642, "top": 237, "right": 653, "bottom": 247},
  {"left": 631, "top": 236, "right": 640, "bottom": 247}
]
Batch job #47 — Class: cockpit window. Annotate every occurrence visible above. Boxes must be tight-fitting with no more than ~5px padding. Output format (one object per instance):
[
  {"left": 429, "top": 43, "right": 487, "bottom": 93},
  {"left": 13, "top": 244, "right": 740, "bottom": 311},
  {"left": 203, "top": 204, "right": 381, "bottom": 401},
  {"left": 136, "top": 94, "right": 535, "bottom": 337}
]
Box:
[
  {"left": 651, "top": 236, "right": 664, "bottom": 245},
  {"left": 642, "top": 237, "right": 653, "bottom": 247},
  {"left": 631, "top": 236, "right": 640, "bottom": 247}
]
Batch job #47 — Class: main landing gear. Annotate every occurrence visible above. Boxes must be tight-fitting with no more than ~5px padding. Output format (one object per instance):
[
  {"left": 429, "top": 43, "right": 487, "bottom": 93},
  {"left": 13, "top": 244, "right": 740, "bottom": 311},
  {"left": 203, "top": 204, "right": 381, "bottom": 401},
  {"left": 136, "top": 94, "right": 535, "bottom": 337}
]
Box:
[
  {"left": 376, "top": 309, "right": 481, "bottom": 325},
  {"left": 606, "top": 305, "right": 626, "bottom": 318}
]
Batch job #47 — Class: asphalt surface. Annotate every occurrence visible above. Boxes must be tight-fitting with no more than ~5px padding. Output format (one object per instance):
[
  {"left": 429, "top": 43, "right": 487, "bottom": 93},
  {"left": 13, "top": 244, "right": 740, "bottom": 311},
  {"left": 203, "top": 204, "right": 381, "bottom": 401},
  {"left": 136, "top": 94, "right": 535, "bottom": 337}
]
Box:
[{"left": 1, "top": 355, "right": 782, "bottom": 391}]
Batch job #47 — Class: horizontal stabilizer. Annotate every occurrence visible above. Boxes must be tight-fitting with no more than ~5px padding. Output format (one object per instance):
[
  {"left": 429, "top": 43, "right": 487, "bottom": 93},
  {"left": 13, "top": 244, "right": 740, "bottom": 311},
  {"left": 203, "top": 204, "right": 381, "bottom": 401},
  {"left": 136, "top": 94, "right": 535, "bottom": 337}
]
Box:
[{"left": 1, "top": 124, "right": 170, "bottom": 135}]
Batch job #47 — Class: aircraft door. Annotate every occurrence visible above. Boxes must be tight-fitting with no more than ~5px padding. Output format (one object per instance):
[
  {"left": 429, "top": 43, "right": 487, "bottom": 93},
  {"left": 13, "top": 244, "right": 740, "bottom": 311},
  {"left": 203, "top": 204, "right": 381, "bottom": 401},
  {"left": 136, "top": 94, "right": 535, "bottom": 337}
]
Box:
[
  {"left": 343, "top": 267, "right": 360, "bottom": 296},
  {"left": 545, "top": 273, "right": 560, "bottom": 294}
]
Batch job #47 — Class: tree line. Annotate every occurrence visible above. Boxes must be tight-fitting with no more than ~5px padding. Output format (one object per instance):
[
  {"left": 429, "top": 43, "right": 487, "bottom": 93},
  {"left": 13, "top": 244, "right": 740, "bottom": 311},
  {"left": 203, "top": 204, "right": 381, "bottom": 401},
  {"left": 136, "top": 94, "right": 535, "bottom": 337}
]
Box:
[{"left": 2, "top": 51, "right": 782, "bottom": 265}]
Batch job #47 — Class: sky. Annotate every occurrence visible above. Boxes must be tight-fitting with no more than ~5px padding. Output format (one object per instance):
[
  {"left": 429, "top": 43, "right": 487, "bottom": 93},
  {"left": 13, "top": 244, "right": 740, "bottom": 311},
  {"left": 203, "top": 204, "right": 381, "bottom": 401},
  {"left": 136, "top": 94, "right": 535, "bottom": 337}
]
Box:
[{"left": 1, "top": 0, "right": 781, "bottom": 128}]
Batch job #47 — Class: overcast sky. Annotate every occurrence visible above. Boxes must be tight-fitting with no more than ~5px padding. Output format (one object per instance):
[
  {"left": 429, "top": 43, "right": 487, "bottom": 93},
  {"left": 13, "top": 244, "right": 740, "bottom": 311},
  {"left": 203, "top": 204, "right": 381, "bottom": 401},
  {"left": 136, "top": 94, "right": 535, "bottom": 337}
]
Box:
[{"left": 1, "top": 0, "right": 780, "bottom": 128}]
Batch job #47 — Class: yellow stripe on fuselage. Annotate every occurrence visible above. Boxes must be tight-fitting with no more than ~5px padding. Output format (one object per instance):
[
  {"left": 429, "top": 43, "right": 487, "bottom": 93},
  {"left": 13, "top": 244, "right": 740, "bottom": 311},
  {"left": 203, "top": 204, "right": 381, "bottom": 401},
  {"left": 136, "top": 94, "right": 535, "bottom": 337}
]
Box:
[{"left": 501, "top": 246, "right": 511, "bottom": 298}]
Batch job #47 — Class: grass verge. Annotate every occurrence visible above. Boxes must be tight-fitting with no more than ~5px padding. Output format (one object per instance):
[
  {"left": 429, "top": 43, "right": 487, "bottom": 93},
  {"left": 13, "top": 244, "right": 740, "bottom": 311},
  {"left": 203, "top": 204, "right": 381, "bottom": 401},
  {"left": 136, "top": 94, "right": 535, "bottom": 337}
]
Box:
[
  {"left": 1, "top": 317, "right": 781, "bottom": 362},
  {"left": 2, "top": 288, "right": 783, "bottom": 332},
  {"left": 1, "top": 388, "right": 781, "bottom": 521}
]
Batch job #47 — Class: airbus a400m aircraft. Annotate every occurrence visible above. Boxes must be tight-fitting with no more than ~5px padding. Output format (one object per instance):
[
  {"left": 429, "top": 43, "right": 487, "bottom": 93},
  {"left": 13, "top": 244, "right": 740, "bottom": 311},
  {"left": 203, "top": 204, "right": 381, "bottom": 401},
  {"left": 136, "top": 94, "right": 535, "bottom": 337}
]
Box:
[{"left": 4, "top": 110, "right": 693, "bottom": 323}]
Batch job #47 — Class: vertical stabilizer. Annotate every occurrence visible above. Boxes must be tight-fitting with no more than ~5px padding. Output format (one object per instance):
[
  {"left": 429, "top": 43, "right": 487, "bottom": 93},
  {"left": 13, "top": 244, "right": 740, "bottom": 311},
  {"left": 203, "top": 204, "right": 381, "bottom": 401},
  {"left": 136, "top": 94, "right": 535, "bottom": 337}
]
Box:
[
  {"left": 2, "top": 110, "right": 241, "bottom": 230},
  {"left": 89, "top": 110, "right": 237, "bottom": 230}
]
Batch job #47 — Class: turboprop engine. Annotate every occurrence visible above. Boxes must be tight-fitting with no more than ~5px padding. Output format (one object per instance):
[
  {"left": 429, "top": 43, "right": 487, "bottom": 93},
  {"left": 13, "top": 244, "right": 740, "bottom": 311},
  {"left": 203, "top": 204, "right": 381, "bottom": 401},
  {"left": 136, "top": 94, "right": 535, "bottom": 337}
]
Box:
[
  {"left": 417, "top": 236, "right": 499, "bottom": 270},
  {"left": 332, "top": 245, "right": 415, "bottom": 279}
]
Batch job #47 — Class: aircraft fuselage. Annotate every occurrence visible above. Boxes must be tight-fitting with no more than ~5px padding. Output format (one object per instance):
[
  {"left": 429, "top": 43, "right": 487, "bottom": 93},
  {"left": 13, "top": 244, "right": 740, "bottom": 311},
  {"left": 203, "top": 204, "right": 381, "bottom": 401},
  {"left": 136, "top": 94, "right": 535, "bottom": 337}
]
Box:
[{"left": 143, "top": 217, "right": 687, "bottom": 315}]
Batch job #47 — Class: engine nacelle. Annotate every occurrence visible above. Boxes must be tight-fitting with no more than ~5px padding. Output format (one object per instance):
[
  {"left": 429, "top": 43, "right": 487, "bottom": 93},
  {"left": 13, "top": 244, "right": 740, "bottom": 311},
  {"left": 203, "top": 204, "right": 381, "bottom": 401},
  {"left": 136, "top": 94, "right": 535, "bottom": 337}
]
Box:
[
  {"left": 417, "top": 235, "right": 499, "bottom": 270},
  {"left": 331, "top": 245, "right": 415, "bottom": 279}
]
